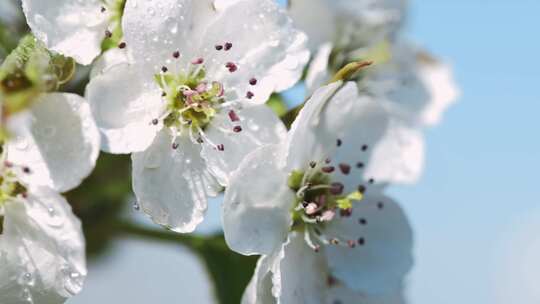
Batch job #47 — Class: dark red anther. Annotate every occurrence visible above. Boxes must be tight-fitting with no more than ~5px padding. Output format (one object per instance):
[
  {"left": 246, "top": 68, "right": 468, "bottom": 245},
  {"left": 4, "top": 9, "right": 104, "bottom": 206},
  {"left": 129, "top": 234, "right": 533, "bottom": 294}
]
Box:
[
  {"left": 339, "top": 163, "right": 351, "bottom": 175},
  {"left": 228, "top": 110, "right": 240, "bottom": 122},
  {"left": 321, "top": 166, "right": 335, "bottom": 173},
  {"left": 233, "top": 126, "right": 242, "bottom": 133}
]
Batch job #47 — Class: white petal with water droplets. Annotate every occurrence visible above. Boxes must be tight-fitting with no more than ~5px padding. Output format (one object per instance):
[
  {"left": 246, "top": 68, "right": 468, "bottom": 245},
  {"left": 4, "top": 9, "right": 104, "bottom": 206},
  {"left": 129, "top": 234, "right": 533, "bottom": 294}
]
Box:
[
  {"left": 21, "top": 0, "right": 109, "bottom": 65},
  {"left": 122, "top": 0, "right": 215, "bottom": 74},
  {"left": 323, "top": 193, "right": 413, "bottom": 294},
  {"left": 7, "top": 93, "right": 100, "bottom": 192},
  {"left": 201, "top": 0, "right": 309, "bottom": 105},
  {"left": 132, "top": 130, "right": 221, "bottom": 233},
  {"left": 201, "top": 105, "right": 287, "bottom": 186},
  {"left": 86, "top": 63, "right": 163, "bottom": 154},
  {"left": 223, "top": 144, "right": 293, "bottom": 256},
  {"left": 0, "top": 186, "right": 86, "bottom": 303}
]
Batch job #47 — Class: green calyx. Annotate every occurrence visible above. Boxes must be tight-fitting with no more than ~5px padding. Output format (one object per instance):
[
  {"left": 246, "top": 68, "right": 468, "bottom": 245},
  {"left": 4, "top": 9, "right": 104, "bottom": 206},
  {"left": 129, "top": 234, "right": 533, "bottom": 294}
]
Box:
[
  {"left": 0, "top": 171, "right": 28, "bottom": 206},
  {"left": 0, "top": 35, "right": 76, "bottom": 115},
  {"left": 155, "top": 68, "right": 224, "bottom": 131},
  {"left": 0, "top": 35, "right": 76, "bottom": 143},
  {"left": 101, "top": 0, "right": 126, "bottom": 51}
]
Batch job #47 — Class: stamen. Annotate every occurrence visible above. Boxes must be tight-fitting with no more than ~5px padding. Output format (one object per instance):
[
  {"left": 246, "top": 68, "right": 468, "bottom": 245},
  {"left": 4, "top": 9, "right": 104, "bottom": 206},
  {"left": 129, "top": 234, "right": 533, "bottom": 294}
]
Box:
[
  {"left": 246, "top": 91, "right": 254, "bottom": 99},
  {"left": 339, "top": 163, "right": 351, "bottom": 175},
  {"left": 173, "top": 51, "right": 180, "bottom": 59},
  {"left": 321, "top": 166, "right": 335, "bottom": 173},
  {"left": 215, "top": 45, "right": 223, "bottom": 51},
  {"left": 233, "top": 126, "right": 242, "bottom": 133},
  {"left": 249, "top": 78, "right": 258, "bottom": 86},
  {"left": 224, "top": 42, "right": 233, "bottom": 51},
  {"left": 118, "top": 42, "right": 126, "bottom": 49},
  {"left": 225, "top": 62, "right": 238, "bottom": 72},
  {"left": 191, "top": 57, "right": 204, "bottom": 65},
  {"left": 228, "top": 110, "right": 240, "bottom": 122}
]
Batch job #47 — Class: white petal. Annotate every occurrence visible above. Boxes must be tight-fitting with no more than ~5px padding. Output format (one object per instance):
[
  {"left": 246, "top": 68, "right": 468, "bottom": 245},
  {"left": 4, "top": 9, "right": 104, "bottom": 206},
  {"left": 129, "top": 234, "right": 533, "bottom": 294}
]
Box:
[
  {"left": 122, "top": 0, "right": 215, "bottom": 73},
  {"left": 7, "top": 93, "right": 100, "bottom": 192},
  {"left": 286, "top": 81, "right": 360, "bottom": 171},
  {"left": 288, "top": 0, "right": 336, "bottom": 51},
  {"left": 132, "top": 130, "right": 220, "bottom": 233},
  {"left": 201, "top": 0, "right": 310, "bottom": 104},
  {"left": 201, "top": 105, "right": 287, "bottom": 186},
  {"left": 416, "top": 54, "right": 460, "bottom": 126},
  {"left": 363, "top": 43, "right": 459, "bottom": 127},
  {"left": 305, "top": 43, "right": 333, "bottom": 94},
  {"left": 274, "top": 232, "right": 328, "bottom": 304},
  {"left": 89, "top": 48, "right": 129, "bottom": 79},
  {"left": 0, "top": 186, "right": 86, "bottom": 303},
  {"left": 289, "top": 0, "right": 406, "bottom": 52},
  {"left": 330, "top": 99, "right": 425, "bottom": 187},
  {"left": 323, "top": 193, "right": 413, "bottom": 294},
  {"left": 241, "top": 256, "right": 277, "bottom": 304},
  {"left": 22, "top": 0, "right": 108, "bottom": 65},
  {"left": 222, "top": 144, "right": 293, "bottom": 256},
  {"left": 326, "top": 285, "right": 406, "bottom": 304},
  {"left": 86, "top": 63, "right": 163, "bottom": 154}
]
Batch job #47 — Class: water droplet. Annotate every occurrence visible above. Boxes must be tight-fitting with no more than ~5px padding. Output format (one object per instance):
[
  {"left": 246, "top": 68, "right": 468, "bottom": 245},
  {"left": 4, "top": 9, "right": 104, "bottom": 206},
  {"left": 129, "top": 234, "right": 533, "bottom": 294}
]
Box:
[
  {"left": 20, "top": 288, "right": 34, "bottom": 303},
  {"left": 247, "top": 120, "right": 260, "bottom": 132},
  {"left": 14, "top": 137, "right": 29, "bottom": 151},
  {"left": 133, "top": 202, "right": 140, "bottom": 211},
  {"left": 61, "top": 266, "right": 85, "bottom": 296}
]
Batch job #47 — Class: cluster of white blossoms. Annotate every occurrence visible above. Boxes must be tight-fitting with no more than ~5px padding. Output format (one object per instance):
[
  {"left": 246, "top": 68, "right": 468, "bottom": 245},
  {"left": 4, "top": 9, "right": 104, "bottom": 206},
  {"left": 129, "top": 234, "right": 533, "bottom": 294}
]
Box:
[{"left": 0, "top": 0, "right": 458, "bottom": 303}]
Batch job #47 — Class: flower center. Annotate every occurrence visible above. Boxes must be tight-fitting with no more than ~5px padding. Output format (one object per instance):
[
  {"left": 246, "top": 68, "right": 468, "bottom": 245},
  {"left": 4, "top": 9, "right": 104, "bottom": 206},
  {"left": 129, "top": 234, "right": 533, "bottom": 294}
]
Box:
[
  {"left": 288, "top": 159, "right": 363, "bottom": 252},
  {"left": 155, "top": 62, "right": 225, "bottom": 134}
]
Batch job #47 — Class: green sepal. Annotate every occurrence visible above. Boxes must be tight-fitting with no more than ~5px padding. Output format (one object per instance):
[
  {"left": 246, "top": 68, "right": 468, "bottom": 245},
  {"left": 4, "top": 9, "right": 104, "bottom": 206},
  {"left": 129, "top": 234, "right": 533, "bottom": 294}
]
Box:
[{"left": 0, "top": 35, "right": 77, "bottom": 116}]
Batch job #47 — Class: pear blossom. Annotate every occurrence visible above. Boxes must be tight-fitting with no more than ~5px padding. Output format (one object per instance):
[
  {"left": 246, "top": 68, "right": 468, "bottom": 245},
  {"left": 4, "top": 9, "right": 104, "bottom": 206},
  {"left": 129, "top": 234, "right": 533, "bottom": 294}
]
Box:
[
  {"left": 288, "top": 0, "right": 407, "bottom": 52},
  {"left": 223, "top": 81, "right": 414, "bottom": 303},
  {"left": 307, "top": 41, "right": 460, "bottom": 127},
  {"left": 86, "top": 0, "right": 309, "bottom": 233},
  {"left": 0, "top": 92, "right": 100, "bottom": 303},
  {"left": 21, "top": 0, "right": 126, "bottom": 65}
]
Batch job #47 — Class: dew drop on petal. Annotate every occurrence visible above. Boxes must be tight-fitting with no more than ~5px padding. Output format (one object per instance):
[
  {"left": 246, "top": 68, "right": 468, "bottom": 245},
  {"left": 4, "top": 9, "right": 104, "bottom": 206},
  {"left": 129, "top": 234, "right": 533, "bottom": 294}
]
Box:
[
  {"left": 14, "top": 137, "right": 29, "bottom": 151},
  {"left": 62, "top": 265, "right": 85, "bottom": 296}
]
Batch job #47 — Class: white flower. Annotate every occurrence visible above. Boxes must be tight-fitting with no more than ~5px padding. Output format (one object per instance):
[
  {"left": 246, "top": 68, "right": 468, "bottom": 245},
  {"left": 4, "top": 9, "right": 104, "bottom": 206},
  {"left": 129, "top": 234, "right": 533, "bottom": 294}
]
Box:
[
  {"left": 307, "top": 41, "right": 460, "bottom": 128},
  {"left": 289, "top": 0, "right": 407, "bottom": 52},
  {"left": 21, "top": 0, "right": 124, "bottom": 65},
  {"left": 0, "top": 93, "right": 100, "bottom": 303},
  {"left": 86, "top": 0, "right": 309, "bottom": 233},
  {"left": 223, "top": 82, "right": 414, "bottom": 302}
]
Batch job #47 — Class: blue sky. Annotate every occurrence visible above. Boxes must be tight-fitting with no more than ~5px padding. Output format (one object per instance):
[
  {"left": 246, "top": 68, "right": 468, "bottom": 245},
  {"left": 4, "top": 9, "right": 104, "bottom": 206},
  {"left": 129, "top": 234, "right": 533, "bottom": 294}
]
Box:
[{"left": 70, "top": 1, "right": 540, "bottom": 303}]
